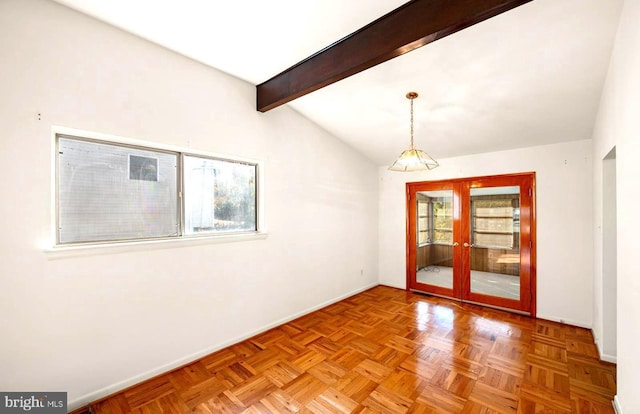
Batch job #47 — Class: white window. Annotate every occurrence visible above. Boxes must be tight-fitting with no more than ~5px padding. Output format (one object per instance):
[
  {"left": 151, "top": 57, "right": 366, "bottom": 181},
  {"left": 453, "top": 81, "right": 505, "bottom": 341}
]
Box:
[
  {"left": 183, "top": 155, "right": 256, "bottom": 235},
  {"left": 416, "top": 194, "right": 453, "bottom": 246},
  {"left": 55, "top": 134, "right": 259, "bottom": 245},
  {"left": 417, "top": 198, "right": 430, "bottom": 245}
]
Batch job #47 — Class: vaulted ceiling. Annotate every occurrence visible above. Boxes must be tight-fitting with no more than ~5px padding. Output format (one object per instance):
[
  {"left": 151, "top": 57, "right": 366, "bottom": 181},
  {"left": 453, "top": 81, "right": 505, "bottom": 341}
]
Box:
[{"left": 51, "top": 0, "right": 623, "bottom": 165}]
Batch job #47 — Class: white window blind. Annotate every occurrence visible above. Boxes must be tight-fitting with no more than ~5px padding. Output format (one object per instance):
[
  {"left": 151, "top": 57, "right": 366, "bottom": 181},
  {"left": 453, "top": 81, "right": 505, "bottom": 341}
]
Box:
[{"left": 57, "top": 137, "right": 179, "bottom": 244}]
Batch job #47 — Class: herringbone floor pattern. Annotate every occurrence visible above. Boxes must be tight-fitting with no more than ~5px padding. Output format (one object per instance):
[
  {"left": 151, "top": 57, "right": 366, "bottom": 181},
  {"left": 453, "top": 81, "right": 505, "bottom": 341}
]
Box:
[{"left": 80, "top": 286, "right": 616, "bottom": 413}]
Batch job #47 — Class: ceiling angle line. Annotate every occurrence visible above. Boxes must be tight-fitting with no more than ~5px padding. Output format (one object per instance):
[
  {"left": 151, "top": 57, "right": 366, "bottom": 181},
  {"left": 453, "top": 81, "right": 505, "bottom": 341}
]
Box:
[{"left": 256, "top": 0, "right": 533, "bottom": 112}]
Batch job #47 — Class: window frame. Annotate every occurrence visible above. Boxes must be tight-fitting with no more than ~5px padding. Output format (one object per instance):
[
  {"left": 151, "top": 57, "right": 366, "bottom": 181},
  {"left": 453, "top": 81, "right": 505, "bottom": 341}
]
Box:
[
  {"left": 469, "top": 195, "right": 519, "bottom": 250},
  {"left": 181, "top": 153, "right": 258, "bottom": 237},
  {"left": 416, "top": 197, "right": 431, "bottom": 247},
  {"left": 51, "top": 128, "right": 264, "bottom": 249},
  {"left": 416, "top": 194, "right": 454, "bottom": 247}
]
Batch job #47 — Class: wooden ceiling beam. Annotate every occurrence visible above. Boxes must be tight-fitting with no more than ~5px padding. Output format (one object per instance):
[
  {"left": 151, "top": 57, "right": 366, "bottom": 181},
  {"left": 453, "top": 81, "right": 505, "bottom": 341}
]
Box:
[{"left": 256, "top": 0, "right": 532, "bottom": 112}]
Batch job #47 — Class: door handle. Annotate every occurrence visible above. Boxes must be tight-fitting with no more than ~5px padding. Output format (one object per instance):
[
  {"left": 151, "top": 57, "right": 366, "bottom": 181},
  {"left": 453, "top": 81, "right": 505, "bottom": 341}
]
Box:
[
  {"left": 452, "top": 242, "right": 459, "bottom": 247},
  {"left": 463, "top": 242, "right": 472, "bottom": 247}
]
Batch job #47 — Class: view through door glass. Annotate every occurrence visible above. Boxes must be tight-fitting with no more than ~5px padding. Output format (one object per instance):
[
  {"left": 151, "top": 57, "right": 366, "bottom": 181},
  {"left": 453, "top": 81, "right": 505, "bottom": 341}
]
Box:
[
  {"left": 407, "top": 173, "right": 534, "bottom": 315},
  {"left": 416, "top": 190, "right": 454, "bottom": 289},
  {"left": 469, "top": 186, "right": 521, "bottom": 300}
]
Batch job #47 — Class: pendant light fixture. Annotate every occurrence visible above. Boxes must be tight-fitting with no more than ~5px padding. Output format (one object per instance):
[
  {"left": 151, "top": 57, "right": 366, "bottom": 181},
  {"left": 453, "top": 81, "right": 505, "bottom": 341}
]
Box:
[{"left": 388, "top": 92, "right": 439, "bottom": 171}]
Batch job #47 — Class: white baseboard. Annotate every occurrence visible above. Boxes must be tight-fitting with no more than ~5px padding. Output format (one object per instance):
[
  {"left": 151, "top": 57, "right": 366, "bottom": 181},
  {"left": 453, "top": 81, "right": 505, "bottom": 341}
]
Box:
[
  {"left": 594, "top": 337, "right": 604, "bottom": 361},
  {"left": 378, "top": 281, "right": 405, "bottom": 290},
  {"left": 613, "top": 395, "right": 623, "bottom": 414},
  {"left": 593, "top": 331, "right": 617, "bottom": 363},
  {"left": 536, "top": 313, "right": 592, "bottom": 329},
  {"left": 68, "top": 282, "right": 379, "bottom": 411}
]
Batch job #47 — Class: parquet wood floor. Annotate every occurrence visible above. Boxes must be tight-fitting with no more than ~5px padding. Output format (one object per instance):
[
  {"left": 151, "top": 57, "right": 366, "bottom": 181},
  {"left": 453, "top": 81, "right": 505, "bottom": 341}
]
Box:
[{"left": 77, "top": 286, "right": 616, "bottom": 413}]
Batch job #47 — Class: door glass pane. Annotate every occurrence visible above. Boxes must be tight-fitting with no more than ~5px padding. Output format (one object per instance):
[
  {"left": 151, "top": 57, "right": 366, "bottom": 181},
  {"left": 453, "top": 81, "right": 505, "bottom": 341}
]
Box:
[
  {"left": 469, "top": 186, "right": 520, "bottom": 300},
  {"left": 416, "top": 190, "right": 454, "bottom": 289}
]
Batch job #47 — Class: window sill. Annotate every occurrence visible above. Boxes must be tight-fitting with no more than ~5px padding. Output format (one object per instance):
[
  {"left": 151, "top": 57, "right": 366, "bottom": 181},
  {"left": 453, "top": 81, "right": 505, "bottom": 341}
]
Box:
[{"left": 43, "top": 232, "right": 268, "bottom": 259}]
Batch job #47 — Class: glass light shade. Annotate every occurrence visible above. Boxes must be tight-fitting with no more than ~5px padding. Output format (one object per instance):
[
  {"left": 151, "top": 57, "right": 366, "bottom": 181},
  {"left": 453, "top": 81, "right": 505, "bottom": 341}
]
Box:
[{"left": 388, "top": 148, "right": 439, "bottom": 171}]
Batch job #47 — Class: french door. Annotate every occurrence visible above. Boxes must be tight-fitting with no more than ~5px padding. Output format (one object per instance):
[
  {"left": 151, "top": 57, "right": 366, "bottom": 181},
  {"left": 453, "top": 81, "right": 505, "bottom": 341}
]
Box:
[{"left": 407, "top": 173, "right": 536, "bottom": 315}]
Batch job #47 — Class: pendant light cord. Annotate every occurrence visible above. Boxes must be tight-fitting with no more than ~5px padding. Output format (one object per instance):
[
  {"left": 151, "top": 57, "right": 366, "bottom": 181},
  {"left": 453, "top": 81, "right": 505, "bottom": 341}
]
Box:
[{"left": 409, "top": 97, "right": 414, "bottom": 149}]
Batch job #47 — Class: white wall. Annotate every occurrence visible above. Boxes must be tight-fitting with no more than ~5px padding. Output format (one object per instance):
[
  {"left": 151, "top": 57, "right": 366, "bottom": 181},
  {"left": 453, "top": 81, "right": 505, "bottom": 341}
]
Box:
[
  {"left": 591, "top": 0, "right": 640, "bottom": 411},
  {"left": 379, "top": 140, "right": 594, "bottom": 327},
  {"left": 0, "top": 0, "right": 379, "bottom": 409},
  {"left": 600, "top": 150, "right": 617, "bottom": 362}
]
